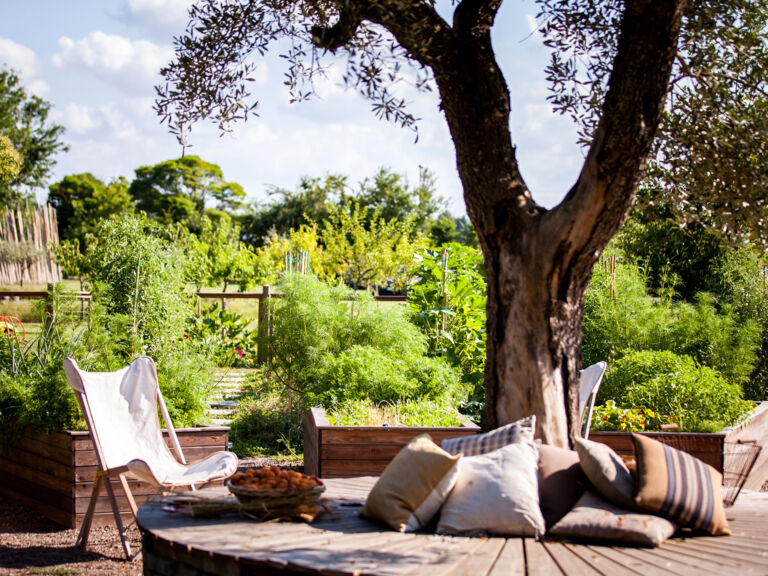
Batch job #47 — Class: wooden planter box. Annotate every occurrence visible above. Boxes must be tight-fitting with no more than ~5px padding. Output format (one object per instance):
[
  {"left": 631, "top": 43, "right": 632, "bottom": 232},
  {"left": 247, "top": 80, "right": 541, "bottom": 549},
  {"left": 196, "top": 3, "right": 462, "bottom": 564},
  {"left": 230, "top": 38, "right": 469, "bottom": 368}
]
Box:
[
  {"left": 590, "top": 431, "right": 725, "bottom": 473},
  {"left": 303, "top": 407, "right": 480, "bottom": 478},
  {"left": 0, "top": 426, "right": 230, "bottom": 528}
]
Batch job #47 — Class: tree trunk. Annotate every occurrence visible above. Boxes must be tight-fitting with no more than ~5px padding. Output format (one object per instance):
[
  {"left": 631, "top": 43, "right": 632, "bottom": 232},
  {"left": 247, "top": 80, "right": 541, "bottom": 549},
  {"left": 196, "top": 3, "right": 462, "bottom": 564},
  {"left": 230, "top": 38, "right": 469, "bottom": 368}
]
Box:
[{"left": 419, "top": 0, "right": 685, "bottom": 445}]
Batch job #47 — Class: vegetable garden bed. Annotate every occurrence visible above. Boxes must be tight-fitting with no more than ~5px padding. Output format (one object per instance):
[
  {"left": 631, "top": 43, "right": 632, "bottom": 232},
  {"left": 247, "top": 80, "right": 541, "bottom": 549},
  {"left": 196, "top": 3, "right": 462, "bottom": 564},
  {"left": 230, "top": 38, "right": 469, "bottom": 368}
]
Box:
[
  {"left": 0, "top": 426, "right": 230, "bottom": 528},
  {"left": 302, "top": 407, "right": 479, "bottom": 478}
]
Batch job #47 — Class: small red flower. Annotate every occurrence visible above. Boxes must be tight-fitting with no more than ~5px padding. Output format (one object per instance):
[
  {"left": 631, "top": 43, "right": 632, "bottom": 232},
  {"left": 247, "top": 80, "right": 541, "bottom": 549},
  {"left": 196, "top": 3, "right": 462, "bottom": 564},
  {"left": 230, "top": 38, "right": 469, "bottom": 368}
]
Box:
[{"left": 236, "top": 348, "right": 243, "bottom": 357}]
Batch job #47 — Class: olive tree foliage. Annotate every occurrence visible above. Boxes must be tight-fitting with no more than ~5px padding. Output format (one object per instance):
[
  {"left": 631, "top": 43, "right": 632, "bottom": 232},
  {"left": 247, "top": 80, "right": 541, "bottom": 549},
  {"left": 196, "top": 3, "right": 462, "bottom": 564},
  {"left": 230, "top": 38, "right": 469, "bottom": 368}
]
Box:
[
  {"left": 539, "top": 0, "right": 768, "bottom": 241},
  {"left": 156, "top": 0, "right": 686, "bottom": 446}
]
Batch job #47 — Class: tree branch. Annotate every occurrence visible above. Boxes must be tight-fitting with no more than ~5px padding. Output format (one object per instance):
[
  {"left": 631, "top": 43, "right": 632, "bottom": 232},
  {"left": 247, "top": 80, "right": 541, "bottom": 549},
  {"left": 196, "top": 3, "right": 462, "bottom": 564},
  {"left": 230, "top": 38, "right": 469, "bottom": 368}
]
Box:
[
  {"left": 454, "top": 0, "right": 504, "bottom": 37},
  {"left": 311, "top": 3, "right": 363, "bottom": 52}
]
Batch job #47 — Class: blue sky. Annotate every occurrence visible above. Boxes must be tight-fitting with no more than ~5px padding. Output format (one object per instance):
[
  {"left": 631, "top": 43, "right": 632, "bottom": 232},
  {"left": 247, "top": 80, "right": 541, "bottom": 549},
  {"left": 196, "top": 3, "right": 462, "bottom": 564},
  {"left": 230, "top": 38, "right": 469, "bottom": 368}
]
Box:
[{"left": 0, "top": 0, "right": 582, "bottom": 215}]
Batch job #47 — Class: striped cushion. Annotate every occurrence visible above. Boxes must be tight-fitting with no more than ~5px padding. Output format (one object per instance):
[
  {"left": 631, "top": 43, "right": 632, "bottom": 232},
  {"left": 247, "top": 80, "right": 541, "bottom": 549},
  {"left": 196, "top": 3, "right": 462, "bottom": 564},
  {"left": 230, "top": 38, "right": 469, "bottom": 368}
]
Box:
[
  {"left": 632, "top": 433, "right": 730, "bottom": 536},
  {"left": 441, "top": 415, "right": 535, "bottom": 456}
]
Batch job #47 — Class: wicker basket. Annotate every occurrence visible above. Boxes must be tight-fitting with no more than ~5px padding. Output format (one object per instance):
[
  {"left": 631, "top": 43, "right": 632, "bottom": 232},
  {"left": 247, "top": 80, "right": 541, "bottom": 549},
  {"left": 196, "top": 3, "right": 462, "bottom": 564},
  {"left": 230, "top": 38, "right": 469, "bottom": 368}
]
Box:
[{"left": 226, "top": 480, "right": 326, "bottom": 520}]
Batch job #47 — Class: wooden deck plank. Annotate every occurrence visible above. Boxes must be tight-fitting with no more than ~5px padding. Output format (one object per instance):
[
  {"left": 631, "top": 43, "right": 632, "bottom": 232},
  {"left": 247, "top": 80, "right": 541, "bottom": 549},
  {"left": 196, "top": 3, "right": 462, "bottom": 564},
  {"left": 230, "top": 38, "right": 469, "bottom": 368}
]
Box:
[
  {"left": 564, "top": 544, "right": 642, "bottom": 576},
  {"left": 542, "top": 542, "right": 603, "bottom": 575},
  {"left": 660, "top": 539, "right": 768, "bottom": 571},
  {"left": 620, "top": 545, "right": 749, "bottom": 576},
  {"left": 487, "top": 539, "right": 526, "bottom": 576},
  {"left": 583, "top": 545, "right": 672, "bottom": 575},
  {"left": 444, "top": 537, "right": 506, "bottom": 576},
  {"left": 398, "top": 536, "right": 488, "bottom": 576},
  {"left": 525, "top": 539, "right": 564, "bottom": 575}
]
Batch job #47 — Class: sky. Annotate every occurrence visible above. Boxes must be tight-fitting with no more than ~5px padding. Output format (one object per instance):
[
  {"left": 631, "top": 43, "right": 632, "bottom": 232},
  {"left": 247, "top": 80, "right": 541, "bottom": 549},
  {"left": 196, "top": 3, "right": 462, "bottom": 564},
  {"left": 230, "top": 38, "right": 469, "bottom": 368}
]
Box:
[{"left": 0, "top": 0, "right": 583, "bottom": 215}]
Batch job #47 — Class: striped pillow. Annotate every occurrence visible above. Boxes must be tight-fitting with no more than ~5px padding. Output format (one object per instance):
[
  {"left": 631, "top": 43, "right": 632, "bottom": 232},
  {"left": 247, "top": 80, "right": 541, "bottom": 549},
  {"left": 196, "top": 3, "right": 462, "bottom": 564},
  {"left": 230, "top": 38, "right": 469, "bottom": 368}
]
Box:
[
  {"left": 632, "top": 433, "right": 730, "bottom": 536},
  {"left": 441, "top": 415, "right": 535, "bottom": 456}
]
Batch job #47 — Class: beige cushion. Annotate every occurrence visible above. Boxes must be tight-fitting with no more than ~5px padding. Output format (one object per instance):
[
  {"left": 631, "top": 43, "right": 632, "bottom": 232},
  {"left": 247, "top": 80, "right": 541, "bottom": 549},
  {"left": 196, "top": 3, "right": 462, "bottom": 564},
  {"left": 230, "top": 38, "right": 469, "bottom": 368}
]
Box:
[
  {"left": 632, "top": 433, "right": 730, "bottom": 536},
  {"left": 441, "top": 415, "right": 535, "bottom": 456},
  {"left": 538, "top": 444, "right": 588, "bottom": 529},
  {"left": 436, "top": 441, "right": 545, "bottom": 537},
  {"left": 362, "top": 434, "right": 460, "bottom": 532},
  {"left": 550, "top": 491, "right": 676, "bottom": 546},
  {"left": 574, "top": 437, "right": 636, "bottom": 509}
]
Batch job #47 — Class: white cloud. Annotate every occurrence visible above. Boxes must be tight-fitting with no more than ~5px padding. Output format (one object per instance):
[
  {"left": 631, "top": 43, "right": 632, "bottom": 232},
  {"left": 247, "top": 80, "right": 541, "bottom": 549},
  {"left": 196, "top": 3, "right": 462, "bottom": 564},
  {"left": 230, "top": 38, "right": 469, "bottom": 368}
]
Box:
[
  {"left": 117, "top": 0, "right": 195, "bottom": 38},
  {"left": 56, "top": 103, "right": 103, "bottom": 134},
  {"left": 0, "top": 38, "right": 49, "bottom": 95},
  {"left": 52, "top": 32, "right": 172, "bottom": 95}
]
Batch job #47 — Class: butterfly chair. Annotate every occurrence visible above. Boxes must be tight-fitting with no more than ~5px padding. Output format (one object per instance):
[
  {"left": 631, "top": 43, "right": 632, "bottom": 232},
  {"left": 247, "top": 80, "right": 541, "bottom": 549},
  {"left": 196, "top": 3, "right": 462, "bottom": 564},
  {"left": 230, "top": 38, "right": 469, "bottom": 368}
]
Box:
[
  {"left": 63, "top": 357, "right": 238, "bottom": 560},
  {"left": 578, "top": 361, "right": 607, "bottom": 439}
]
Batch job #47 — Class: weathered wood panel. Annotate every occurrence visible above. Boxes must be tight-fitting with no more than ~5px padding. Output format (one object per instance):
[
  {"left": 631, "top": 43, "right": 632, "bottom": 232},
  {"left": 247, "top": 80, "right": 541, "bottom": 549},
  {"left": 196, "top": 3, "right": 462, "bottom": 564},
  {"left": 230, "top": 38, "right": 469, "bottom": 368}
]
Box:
[
  {"left": 0, "top": 426, "right": 230, "bottom": 528},
  {"left": 137, "top": 481, "right": 768, "bottom": 576},
  {"left": 724, "top": 401, "right": 768, "bottom": 491},
  {"left": 303, "top": 407, "right": 479, "bottom": 477},
  {"left": 589, "top": 431, "right": 725, "bottom": 473}
]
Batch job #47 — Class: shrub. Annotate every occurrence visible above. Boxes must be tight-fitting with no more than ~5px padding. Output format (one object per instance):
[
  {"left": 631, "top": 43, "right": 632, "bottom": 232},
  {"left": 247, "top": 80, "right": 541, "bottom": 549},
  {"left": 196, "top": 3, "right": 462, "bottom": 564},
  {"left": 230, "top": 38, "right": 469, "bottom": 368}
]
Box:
[
  {"left": 267, "top": 273, "right": 465, "bottom": 410},
  {"left": 229, "top": 392, "right": 303, "bottom": 458},
  {"left": 328, "top": 398, "right": 465, "bottom": 427},
  {"left": 600, "top": 350, "right": 752, "bottom": 432},
  {"left": 590, "top": 401, "right": 651, "bottom": 432}
]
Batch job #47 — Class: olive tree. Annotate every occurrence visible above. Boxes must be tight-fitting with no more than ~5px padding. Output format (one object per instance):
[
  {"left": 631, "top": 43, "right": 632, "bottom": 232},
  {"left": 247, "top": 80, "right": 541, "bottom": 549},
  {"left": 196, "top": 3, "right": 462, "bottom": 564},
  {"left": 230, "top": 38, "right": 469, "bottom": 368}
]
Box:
[{"left": 156, "top": 0, "right": 687, "bottom": 446}]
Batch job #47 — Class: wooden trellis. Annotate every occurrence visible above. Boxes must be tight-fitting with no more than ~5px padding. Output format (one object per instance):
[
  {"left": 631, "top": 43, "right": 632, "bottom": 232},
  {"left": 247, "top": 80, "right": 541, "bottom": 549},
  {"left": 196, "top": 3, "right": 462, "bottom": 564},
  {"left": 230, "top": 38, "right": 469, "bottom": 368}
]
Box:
[{"left": 0, "top": 203, "right": 61, "bottom": 286}]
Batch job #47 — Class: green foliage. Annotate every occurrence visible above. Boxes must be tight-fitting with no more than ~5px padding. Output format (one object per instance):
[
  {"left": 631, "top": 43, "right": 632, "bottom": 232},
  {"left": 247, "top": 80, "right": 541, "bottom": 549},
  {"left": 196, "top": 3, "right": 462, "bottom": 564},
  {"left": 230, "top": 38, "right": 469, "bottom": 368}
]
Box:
[
  {"left": 0, "top": 134, "right": 22, "bottom": 183},
  {"left": 328, "top": 397, "right": 464, "bottom": 427},
  {"left": 129, "top": 155, "right": 245, "bottom": 231},
  {"left": 0, "top": 291, "right": 86, "bottom": 431},
  {"left": 318, "top": 202, "right": 427, "bottom": 290},
  {"left": 538, "top": 0, "right": 768, "bottom": 241},
  {"left": 429, "top": 212, "right": 479, "bottom": 248},
  {"left": 582, "top": 245, "right": 760, "bottom": 385},
  {"left": 0, "top": 68, "right": 67, "bottom": 205},
  {"left": 188, "top": 302, "right": 257, "bottom": 367},
  {"left": 590, "top": 401, "right": 652, "bottom": 432},
  {"left": 267, "top": 273, "right": 464, "bottom": 409},
  {"left": 187, "top": 215, "right": 269, "bottom": 290},
  {"left": 408, "top": 244, "right": 486, "bottom": 397},
  {"left": 598, "top": 350, "right": 752, "bottom": 432},
  {"left": 85, "top": 213, "right": 193, "bottom": 358},
  {"left": 48, "top": 173, "right": 134, "bottom": 248},
  {"left": 229, "top": 390, "right": 303, "bottom": 458}
]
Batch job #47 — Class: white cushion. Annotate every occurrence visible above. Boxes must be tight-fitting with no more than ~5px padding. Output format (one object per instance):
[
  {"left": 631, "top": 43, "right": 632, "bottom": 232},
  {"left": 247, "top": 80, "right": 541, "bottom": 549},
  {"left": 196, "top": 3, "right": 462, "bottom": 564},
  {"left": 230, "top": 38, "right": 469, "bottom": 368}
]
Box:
[{"left": 436, "top": 441, "right": 545, "bottom": 537}]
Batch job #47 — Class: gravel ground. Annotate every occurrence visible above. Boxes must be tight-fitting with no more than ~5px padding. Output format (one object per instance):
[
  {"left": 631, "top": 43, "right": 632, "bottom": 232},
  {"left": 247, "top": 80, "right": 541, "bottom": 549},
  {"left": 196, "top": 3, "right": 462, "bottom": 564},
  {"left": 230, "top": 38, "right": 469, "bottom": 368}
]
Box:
[{"left": 0, "top": 458, "right": 301, "bottom": 576}]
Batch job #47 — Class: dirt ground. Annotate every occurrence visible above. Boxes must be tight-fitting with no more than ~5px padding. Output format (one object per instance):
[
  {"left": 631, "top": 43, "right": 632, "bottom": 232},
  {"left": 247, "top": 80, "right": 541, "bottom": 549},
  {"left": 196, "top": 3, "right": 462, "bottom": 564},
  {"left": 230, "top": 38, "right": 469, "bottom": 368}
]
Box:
[{"left": 0, "top": 458, "right": 301, "bottom": 576}]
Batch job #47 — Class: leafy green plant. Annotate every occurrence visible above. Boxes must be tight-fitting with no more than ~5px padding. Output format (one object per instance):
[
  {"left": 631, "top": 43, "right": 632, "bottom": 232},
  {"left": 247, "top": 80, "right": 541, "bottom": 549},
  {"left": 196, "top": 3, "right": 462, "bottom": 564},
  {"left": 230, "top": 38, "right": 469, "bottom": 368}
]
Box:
[
  {"left": 188, "top": 302, "right": 257, "bottom": 367},
  {"left": 599, "top": 350, "right": 752, "bottom": 432},
  {"left": 328, "top": 398, "right": 464, "bottom": 427},
  {"left": 229, "top": 391, "right": 303, "bottom": 458},
  {"left": 267, "top": 273, "right": 465, "bottom": 410},
  {"left": 582, "top": 245, "right": 760, "bottom": 385},
  {"left": 590, "top": 401, "right": 652, "bottom": 432},
  {"left": 408, "top": 243, "right": 486, "bottom": 398},
  {"left": 85, "top": 213, "right": 194, "bottom": 358}
]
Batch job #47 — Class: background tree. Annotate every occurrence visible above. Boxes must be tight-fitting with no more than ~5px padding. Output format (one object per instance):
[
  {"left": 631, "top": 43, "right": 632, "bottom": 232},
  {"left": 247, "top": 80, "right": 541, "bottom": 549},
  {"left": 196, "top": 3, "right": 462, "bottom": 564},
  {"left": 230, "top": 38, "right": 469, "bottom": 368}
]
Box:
[
  {"left": 129, "top": 155, "right": 245, "bottom": 232},
  {"left": 48, "top": 173, "right": 134, "bottom": 247},
  {"left": 0, "top": 68, "right": 67, "bottom": 205},
  {"left": 239, "top": 174, "right": 343, "bottom": 246},
  {"left": 0, "top": 134, "right": 22, "bottom": 184},
  {"left": 157, "top": 0, "right": 690, "bottom": 445}
]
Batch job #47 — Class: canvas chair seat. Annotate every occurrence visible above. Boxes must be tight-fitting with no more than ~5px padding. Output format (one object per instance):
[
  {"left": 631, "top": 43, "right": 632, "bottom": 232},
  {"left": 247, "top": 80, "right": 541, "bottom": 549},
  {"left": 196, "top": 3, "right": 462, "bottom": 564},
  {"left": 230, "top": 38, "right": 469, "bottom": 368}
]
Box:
[
  {"left": 578, "top": 361, "right": 607, "bottom": 439},
  {"left": 64, "top": 356, "right": 238, "bottom": 560}
]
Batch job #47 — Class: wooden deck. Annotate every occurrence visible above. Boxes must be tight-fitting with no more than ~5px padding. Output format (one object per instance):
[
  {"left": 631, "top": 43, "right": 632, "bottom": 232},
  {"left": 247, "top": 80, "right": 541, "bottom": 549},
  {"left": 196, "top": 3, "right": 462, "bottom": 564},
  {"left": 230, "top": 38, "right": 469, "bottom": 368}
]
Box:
[{"left": 138, "top": 477, "right": 768, "bottom": 576}]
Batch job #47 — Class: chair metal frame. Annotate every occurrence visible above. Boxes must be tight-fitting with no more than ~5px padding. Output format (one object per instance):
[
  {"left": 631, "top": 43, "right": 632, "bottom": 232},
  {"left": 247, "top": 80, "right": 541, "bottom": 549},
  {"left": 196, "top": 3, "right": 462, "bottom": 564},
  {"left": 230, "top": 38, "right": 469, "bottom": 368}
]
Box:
[{"left": 64, "top": 357, "right": 196, "bottom": 561}]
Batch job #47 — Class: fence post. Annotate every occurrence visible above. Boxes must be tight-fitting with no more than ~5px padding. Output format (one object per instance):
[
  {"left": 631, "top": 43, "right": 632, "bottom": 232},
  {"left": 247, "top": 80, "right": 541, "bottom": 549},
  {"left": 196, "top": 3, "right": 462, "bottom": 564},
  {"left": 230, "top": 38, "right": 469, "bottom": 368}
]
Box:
[{"left": 257, "top": 285, "right": 271, "bottom": 364}]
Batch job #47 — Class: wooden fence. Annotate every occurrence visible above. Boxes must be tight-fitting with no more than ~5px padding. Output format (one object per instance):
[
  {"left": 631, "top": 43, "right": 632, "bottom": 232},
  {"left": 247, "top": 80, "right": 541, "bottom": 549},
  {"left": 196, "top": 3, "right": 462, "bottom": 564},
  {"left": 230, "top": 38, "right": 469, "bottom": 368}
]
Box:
[{"left": 0, "top": 204, "right": 61, "bottom": 286}]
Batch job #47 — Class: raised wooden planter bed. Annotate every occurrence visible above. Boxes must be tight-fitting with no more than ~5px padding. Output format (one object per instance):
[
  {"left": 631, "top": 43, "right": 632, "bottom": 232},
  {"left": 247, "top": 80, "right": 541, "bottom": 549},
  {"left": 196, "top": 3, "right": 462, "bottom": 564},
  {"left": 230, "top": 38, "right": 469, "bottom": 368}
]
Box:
[
  {"left": 303, "top": 407, "right": 479, "bottom": 478},
  {"left": 0, "top": 426, "right": 230, "bottom": 528},
  {"left": 590, "top": 431, "right": 726, "bottom": 473}
]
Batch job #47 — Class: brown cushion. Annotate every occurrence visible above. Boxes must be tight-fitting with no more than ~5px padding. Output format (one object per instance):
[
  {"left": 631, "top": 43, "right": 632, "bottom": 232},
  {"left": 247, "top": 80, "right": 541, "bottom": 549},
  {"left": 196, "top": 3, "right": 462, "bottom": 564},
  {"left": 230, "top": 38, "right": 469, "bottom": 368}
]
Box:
[
  {"left": 550, "top": 491, "right": 676, "bottom": 546},
  {"left": 362, "top": 434, "right": 460, "bottom": 532},
  {"left": 632, "top": 433, "right": 730, "bottom": 536},
  {"left": 537, "top": 444, "right": 588, "bottom": 529},
  {"left": 574, "top": 437, "right": 636, "bottom": 509}
]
